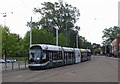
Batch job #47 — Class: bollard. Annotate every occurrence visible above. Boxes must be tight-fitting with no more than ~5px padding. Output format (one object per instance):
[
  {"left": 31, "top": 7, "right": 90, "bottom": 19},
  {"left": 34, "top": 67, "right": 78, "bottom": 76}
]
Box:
[
  {"left": 18, "top": 61, "right": 20, "bottom": 69},
  {"left": 25, "top": 61, "right": 26, "bottom": 68},
  {"left": 12, "top": 62, "right": 14, "bottom": 70},
  {"left": 5, "top": 62, "right": 7, "bottom": 71}
]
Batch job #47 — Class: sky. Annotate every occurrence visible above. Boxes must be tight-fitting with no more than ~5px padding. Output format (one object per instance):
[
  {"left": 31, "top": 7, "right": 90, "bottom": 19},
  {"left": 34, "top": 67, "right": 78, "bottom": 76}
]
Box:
[{"left": 0, "top": 0, "right": 119, "bottom": 44}]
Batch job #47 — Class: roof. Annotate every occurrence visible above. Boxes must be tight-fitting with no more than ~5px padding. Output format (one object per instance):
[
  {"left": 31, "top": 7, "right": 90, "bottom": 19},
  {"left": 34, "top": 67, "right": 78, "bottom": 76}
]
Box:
[
  {"left": 30, "top": 44, "right": 62, "bottom": 51},
  {"left": 62, "top": 47, "right": 74, "bottom": 52}
]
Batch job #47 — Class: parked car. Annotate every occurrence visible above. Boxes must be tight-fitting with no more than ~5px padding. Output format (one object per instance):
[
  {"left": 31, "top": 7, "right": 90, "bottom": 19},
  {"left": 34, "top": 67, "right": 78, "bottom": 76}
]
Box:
[
  {"left": 0, "top": 59, "right": 5, "bottom": 63},
  {"left": 0, "top": 59, "right": 16, "bottom": 63}
]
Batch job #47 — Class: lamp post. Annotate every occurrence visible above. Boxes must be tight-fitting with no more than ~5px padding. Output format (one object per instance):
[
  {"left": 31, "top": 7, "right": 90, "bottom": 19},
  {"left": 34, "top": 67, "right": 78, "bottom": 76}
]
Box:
[
  {"left": 76, "top": 30, "right": 78, "bottom": 48},
  {"left": 27, "top": 17, "right": 32, "bottom": 47},
  {"left": 65, "top": 13, "right": 68, "bottom": 47},
  {"left": 30, "top": 17, "right": 32, "bottom": 46},
  {"left": 55, "top": 27, "right": 59, "bottom": 46},
  {"left": 75, "top": 26, "right": 80, "bottom": 48}
]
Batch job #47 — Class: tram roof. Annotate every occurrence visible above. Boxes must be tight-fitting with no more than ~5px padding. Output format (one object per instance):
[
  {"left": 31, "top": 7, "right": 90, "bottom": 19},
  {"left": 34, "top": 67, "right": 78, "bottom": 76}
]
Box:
[
  {"left": 62, "top": 47, "right": 74, "bottom": 52},
  {"left": 30, "top": 44, "right": 62, "bottom": 51}
]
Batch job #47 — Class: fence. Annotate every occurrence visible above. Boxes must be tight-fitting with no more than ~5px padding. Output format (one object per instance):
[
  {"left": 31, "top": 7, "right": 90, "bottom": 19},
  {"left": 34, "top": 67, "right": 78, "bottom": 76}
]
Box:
[{"left": 2, "top": 53, "right": 29, "bottom": 71}]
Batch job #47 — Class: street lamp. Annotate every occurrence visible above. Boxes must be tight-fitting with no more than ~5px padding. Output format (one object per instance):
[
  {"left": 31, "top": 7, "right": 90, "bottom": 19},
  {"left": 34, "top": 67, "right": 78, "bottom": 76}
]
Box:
[
  {"left": 65, "top": 13, "right": 68, "bottom": 47},
  {"left": 55, "top": 27, "right": 59, "bottom": 46},
  {"left": 27, "top": 17, "right": 32, "bottom": 47},
  {"left": 30, "top": 17, "right": 32, "bottom": 46},
  {"left": 1, "top": 12, "right": 13, "bottom": 27},
  {"left": 75, "top": 26, "right": 80, "bottom": 48}
]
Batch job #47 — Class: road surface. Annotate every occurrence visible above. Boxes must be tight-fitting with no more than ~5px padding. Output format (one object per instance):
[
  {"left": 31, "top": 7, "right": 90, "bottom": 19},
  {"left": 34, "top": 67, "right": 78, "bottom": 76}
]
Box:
[{"left": 2, "top": 55, "right": 118, "bottom": 82}]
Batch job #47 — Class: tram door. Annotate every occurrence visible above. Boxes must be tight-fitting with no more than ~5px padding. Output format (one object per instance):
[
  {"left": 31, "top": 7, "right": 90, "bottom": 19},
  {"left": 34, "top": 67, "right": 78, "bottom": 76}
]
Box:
[{"left": 49, "top": 52, "right": 53, "bottom": 68}]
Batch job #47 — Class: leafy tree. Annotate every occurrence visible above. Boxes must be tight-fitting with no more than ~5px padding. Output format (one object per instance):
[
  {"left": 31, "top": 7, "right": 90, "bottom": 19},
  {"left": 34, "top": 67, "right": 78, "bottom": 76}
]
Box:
[
  {"left": 78, "top": 36, "right": 92, "bottom": 49},
  {"left": 22, "top": 28, "right": 55, "bottom": 53},
  {"left": 33, "top": 1, "right": 80, "bottom": 47},
  {"left": 92, "top": 43, "right": 101, "bottom": 54},
  {"left": 33, "top": 1, "right": 80, "bottom": 34},
  {"left": 1, "top": 25, "right": 22, "bottom": 57},
  {"left": 53, "top": 33, "right": 66, "bottom": 47},
  {"left": 102, "top": 26, "right": 120, "bottom": 44},
  {"left": 2, "top": 26, "right": 10, "bottom": 58},
  {"left": 0, "top": 25, "right": 2, "bottom": 58}
]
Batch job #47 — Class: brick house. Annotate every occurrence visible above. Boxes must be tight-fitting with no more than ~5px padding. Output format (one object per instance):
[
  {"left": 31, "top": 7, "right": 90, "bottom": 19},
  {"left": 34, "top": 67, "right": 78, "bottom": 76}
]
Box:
[{"left": 112, "top": 34, "right": 120, "bottom": 57}]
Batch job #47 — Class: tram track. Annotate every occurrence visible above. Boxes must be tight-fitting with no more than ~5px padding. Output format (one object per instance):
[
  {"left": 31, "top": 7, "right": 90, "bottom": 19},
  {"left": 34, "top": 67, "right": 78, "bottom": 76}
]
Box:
[
  {"left": 24, "top": 61, "right": 92, "bottom": 82},
  {"left": 3, "top": 59, "right": 93, "bottom": 82}
]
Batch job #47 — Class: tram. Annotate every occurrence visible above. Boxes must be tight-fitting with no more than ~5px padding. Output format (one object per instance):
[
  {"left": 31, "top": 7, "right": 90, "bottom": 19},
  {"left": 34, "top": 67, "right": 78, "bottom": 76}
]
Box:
[{"left": 28, "top": 44, "right": 91, "bottom": 70}]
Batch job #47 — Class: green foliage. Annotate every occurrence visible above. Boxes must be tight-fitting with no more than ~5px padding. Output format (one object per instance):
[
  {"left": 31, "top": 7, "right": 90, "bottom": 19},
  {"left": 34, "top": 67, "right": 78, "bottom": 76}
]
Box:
[
  {"left": 0, "top": 25, "right": 2, "bottom": 58},
  {"left": 22, "top": 28, "right": 55, "bottom": 53},
  {"left": 34, "top": 1, "right": 80, "bottom": 34},
  {"left": 102, "top": 26, "right": 120, "bottom": 44},
  {"left": 1, "top": 25, "right": 22, "bottom": 57},
  {"left": 32, "top": 28, "right": 54, "bottom": 44},
  {"left": 78, "top": 36, "right": 92, "bottom": 49},
  {"left": 58, "top": 33, "right": 66, "bottom": 46},
  {"left": 33, "top": 1, "right": 81, "bottom": 47}
]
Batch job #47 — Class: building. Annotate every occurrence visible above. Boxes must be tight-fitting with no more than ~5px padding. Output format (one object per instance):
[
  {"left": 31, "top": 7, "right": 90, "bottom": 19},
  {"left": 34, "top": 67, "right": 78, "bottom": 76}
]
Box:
[{"left": 112, "top": 34, "right": 120, "bottom": 57}]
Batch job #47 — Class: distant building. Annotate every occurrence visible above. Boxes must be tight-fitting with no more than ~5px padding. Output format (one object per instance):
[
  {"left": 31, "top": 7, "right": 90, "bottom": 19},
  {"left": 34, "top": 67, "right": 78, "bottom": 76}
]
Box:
[{"left": 112, "top": 34, "right": 120, "bottom": 57}]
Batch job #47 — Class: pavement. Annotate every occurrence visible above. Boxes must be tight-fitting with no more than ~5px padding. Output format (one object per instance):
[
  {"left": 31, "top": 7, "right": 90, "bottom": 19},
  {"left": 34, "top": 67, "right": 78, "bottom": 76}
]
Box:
[{"left": 2, "top": 55, "right": 119, "bottom": 82}]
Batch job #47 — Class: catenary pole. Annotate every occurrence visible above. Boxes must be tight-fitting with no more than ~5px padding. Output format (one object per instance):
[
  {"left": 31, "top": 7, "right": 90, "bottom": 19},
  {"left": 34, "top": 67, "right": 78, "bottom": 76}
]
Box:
[{"left": 30, "top": 17, "right": 32, "bottom": 46}]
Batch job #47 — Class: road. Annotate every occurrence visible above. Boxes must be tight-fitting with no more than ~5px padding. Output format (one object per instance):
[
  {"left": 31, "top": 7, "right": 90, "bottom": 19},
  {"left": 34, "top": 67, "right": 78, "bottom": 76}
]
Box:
[{"left": 2, "top": 55, "right": 118, "bottom": 82}]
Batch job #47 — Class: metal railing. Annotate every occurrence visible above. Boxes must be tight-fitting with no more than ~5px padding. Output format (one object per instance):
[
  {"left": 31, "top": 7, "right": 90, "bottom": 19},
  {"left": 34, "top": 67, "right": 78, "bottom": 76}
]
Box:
[{"left": 2, "top": 53, "right": 28, "bottom": 71}]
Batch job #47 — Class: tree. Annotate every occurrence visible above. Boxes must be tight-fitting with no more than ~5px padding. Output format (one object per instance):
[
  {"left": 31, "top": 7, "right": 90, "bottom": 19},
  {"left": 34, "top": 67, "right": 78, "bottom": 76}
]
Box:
[
  {"left": 22, "top": 28, "right": 55, "bottom": 53},
  {"left": 33, "top": 1, "right": 80, "bottom": 34},
  {"left": 102, "top": 26, "right": 120, "bottom": 44},
  {"left": 78, "top": 36, "right": 92, "bottom": 49},
  {"left": 92, "top": 43, "right": 101, "bottom": 54},
  {"left": 33, "top": 1, "right": 81, "bottom": 47},
  {"left": 1, "top": 25, "right": 22, "bottom": 57},
  {"left": 2, "top": 25, "right": 10, "bottom": 58},
  {"left": 52, "top": 33, "right": 66, "bottom": 47}
]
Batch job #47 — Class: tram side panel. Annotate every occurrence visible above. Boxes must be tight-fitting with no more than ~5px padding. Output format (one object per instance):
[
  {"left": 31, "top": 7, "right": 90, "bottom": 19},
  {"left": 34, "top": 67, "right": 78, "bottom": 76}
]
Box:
[
  {"left": 28, "top": 44, "right": 91, "bottom": 70},
  {"left": 62, "top": 47, "right": 75, "bottom": 65},
  {"left": 86, "top": 49, "right": 91, "bottom": 60},
  {"left": 74, "top": 48, "right": 81, "bottom": 63},
  {"left": 80, "top": 49, "right": 88, "bottom": 62}
]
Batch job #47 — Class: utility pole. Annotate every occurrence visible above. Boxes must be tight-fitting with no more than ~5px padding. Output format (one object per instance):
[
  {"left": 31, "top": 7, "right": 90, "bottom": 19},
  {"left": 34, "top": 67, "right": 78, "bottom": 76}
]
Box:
[
  {"left": 75, "top": 26, "right": 80, "bottom": 48},
  {"left": 56, "top": 27, "right": 59, "bottom": 46},
  {"left": 76, "top": 31, "right": 78, "bottom": 48},
  {"left": 105, "top": 44, "right": 107, "bottom": 55},
  {"left": 66, "top": 24, "right": 68, "bottom": 47},
  {"left": 30, "top": 17, "right": 32, "bottom": 46}
]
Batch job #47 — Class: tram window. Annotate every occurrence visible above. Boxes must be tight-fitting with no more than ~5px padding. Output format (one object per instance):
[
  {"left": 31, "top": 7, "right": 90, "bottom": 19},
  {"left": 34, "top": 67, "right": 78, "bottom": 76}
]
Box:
[
  {"left": 69, "top": 53, "right": 71, "bottom": 59},
  {"left": 42, "top": 53, "right": 46, "bottom": 60},
  {"left": 49, "top": 51, "right": 52, "bottom": 59},
  {"left": 64, "top": 52, "right": 67, "bottom": 60},
  {"left": 52, "top": 51, "right": 57, "bottom": 60},
  {"left": 52, "top": 52, "right": 55, "bottom": 59},
  {"left": 59, "top": 52, "right": 62, "bottom": 60},
  {"left": 30, "top": 52, "right": 34, "bottom": 58}
]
